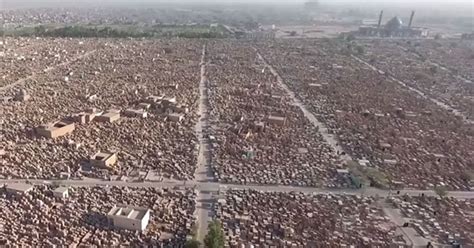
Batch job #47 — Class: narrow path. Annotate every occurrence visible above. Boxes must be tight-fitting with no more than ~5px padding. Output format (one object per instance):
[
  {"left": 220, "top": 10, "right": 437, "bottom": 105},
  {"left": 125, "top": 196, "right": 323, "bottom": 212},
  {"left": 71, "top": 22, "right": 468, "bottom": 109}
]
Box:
[
  {"left": 254, "top": 48, "right": 352, "bottom": 163},
  {"left": 427, "top": 61, "right": 473, "bottom": 84},
  {"left": 351, "top": 54, "right": 473, "bottom": 125},
  {"left": 396, "top": 45, "right": 473, "bottom": 85},
  {"left": 2, "top": 178, "right": 474, "bottom": 199},
  {"left": 379, "top": 199, "right": 427, "bottom": 247},
  {"left": 0, "top": 50, "right": 97, "bottom": 93},
  {"left": 193, "top": 44, "right": 216, "bottom": 243}
]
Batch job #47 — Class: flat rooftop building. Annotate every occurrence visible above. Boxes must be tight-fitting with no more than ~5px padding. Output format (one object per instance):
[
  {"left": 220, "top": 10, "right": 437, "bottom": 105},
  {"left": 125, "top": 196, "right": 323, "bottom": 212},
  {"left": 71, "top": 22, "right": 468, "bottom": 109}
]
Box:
[
  {"left": 107, "top": 205, "right": 151, "bottom": 231},
  {"left": 5, "top": 184, "right": 34, "bottom": 195},
  {"left": 90, "top": 152, "right": 118, "bottom": 168},
  {"left": 267, "top": 115, "right": 286, "bottom": 126},
  {"left": 95, "top": 111, "right": 121, "bottom": 123},
  {"left": 36, "top": 121, "right": 75, "bottom": 138},
  {"left": 53, "top": 187, "right": 69, "bottom": 198},
  {"left": 72, "top": 111, "right": 97, "bottom": 124},
  {"left": 123, "top": 108, "right": 148, "bottom": 118},
  {"left": 167, "top": 113, "right": 184, "bottom": 122}
]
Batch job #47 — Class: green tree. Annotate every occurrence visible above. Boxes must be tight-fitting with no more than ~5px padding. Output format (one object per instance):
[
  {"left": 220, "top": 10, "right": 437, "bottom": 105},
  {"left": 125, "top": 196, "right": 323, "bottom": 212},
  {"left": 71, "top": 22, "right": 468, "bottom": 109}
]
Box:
[
  {"left": 204, "top": 220, "right": 225, "bottom": 248},
  {"left": 34, "top": 25, "right": 46, "bottom": 36},
  {"left": 346, "top": 33, "right": 356, "bottom": 42},
  {"left": 184, "top": 239, "right": 201, "bottom": 248}
]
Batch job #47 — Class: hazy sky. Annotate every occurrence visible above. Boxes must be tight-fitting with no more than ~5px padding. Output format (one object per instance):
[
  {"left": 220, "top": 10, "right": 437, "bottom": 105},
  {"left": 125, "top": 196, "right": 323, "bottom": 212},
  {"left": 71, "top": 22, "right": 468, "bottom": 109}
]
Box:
[
  {"left": 2, "top": 0, "right": 473, "bottom": 3},
  {"left": 2, "top": 0, "right": 472, "bottom": 10}
]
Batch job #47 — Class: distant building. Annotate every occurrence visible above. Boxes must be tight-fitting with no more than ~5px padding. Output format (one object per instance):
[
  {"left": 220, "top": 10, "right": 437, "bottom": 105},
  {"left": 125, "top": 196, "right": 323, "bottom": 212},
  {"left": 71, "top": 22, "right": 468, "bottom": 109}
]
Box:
[
  {"left": 361, "top": 19, "right": 379, "bottom": 26},
  {"left": 90, "top": 152, "right": 118, "bottom": 168},
  {"left": 304, "top": 0, "right": 318, "bottom": 9},
  {"left": 36, "top": 120, "right": 75, "bottom": 138},
  {"left": 461, "top": 33, "right": 474, "bottom": 40},
  {"left": 243, "top": 31, "right": 276, "bottom": 40},
  {"left": 107, "top": 205, "right": 151, "bottom": 231},
  {"left": 356, "top": 10, "right": 429, "bottom": 38}
]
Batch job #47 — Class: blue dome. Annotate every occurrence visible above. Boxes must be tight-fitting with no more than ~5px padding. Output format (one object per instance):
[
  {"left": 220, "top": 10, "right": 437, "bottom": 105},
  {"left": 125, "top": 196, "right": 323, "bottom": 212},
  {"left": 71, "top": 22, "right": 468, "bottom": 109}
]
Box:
[{"left": 386, "top": 16, "right": 403, "bottom": 30}]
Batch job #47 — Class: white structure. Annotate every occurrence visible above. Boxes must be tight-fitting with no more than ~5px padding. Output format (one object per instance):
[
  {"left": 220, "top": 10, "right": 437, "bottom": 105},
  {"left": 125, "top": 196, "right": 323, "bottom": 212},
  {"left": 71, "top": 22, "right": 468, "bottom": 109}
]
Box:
[
  {"left": 53, "top": 187, "right": 69, "bottom": 198},
  {"left": 167, "top": 113, "right": 184, "bottom": 122},
  {"left": 5, "top": 184, "right": 33, "bottom": 195},
  {"left": 107, "top": 205, "right": 151, "bottom": 231},
  {"left": 123, "top": 108, "right": 148, "bottom": 118},
  {"left": 336, "top": 169, "right": 350, "bottom": 175}
]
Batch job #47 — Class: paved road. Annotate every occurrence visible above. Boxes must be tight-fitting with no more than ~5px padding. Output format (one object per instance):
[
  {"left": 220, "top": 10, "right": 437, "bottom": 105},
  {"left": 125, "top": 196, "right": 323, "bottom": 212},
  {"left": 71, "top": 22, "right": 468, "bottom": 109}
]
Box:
[
  {"left": 2, "top": 178, "right": 473, "bottom": 198},
  {"left": 380, "top": 199, "right": 428, "bottom": 247},
  {"left": 255, "top": 48, "right": 352, "bottom": 163},
  {"left": 351, "top": 54, "right": 473, "bottom": 125},
  {"left": 193, "top": 44, "right": 216, "bottom": 243},
  {"left": 396, "top": 44, "right": 473, "bottom": 85}
]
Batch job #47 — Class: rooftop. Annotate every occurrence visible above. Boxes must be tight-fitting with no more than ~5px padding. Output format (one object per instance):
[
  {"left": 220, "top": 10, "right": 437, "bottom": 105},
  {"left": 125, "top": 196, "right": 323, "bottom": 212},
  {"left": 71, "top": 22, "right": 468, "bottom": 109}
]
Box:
[
  {"left": 108, "top": 205, "right": 150, "bottom": 220},
  {"left": 53, "top": 187, "right": 69, "bottom": 194},
  {"left": 5, "top": 183, "right": 34, "bottom": 193},
  {"left": 92, "top": 152, "right": 115, "bottom": 161},
  {"left": 39, "top": 120, "right": 74, "bottom": 131}
]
